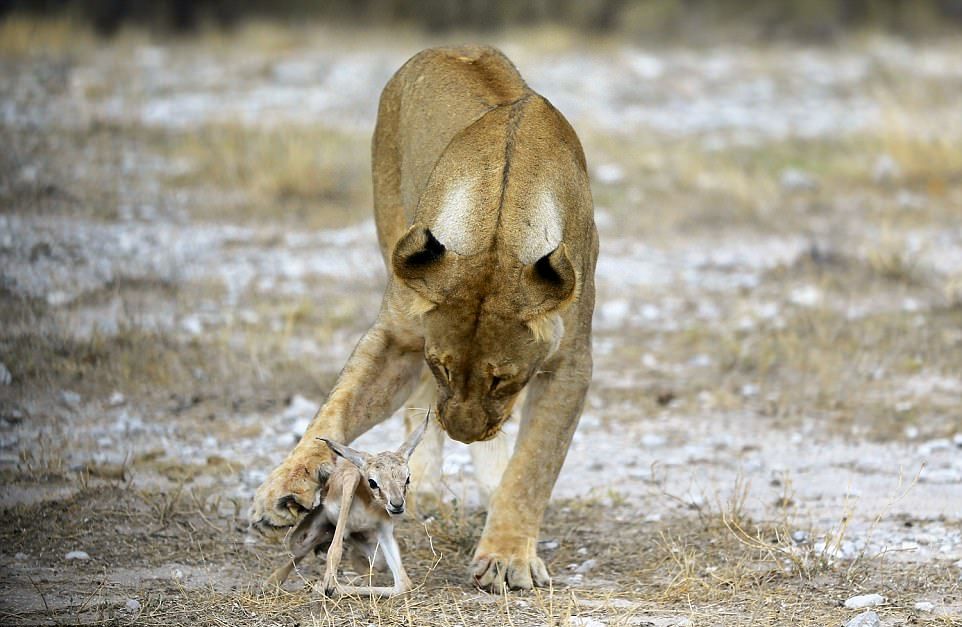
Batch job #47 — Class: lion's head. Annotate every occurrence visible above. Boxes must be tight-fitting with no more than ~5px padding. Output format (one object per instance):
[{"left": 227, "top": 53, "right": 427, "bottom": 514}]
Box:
[{"left": 391, "top": 225, "right": 576, "bottom": 443}]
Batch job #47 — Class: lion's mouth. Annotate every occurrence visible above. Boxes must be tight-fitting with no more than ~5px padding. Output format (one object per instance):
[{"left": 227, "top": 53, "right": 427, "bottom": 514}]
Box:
[{"left": 435, "top": 407, "right": 509, "bottom": 444}]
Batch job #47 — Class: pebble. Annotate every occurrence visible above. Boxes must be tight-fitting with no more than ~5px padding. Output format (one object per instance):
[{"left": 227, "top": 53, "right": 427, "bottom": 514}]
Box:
[
  {"left": 0, "top": 362, "right": 11, "bottom": 385},
  {"left": 125, "top": 599, "right": 141, "bottom": 612},
  {"left": 575, "top": 559, "right": 598, "bottom": 574},
  {"left": 845, "top": 610, "right": 880, "bottom": 627},
  {"left": 913, "top": 601, "right": 934, "bottom": 612},
  {"left": 108, "top": 391, "right": 126, "bottom": 406},
  {"left": 569, "top": 617, "right": 605, "bottom": 627},
  {"left": 65, "top": 550, "right": 90, "bottom": 561},
  {"left": 872, "top": 154, "right": 901, "bottom": 182},
  {"left": 844, "top": 593, "right": 885, "bottom": 609},
  {"left": 14, "top": 552, "right": 27, "bottom": 561},
  {"left": 539, "top": 539, "right": 560, "bottom": 551},
  {"left": 641, "top": 433, "right": 666, "bottom": 448},
  {"left": 779, "top": 168, "right": 818, "bottom": 191},
  {"left": 60, "top": 390, "right": 82, "bottom": 408},
  {"left": 791, "top": 530, "right": 808, "bottom": 543}
]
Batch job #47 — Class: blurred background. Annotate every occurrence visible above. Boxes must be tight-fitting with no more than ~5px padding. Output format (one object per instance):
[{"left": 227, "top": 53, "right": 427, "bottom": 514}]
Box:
[
  {"left": 1, "top": 2, "right": 961, "bottom": 625},
  {"left": 5, "top": 0, "right": 962, "bottom": 38}
]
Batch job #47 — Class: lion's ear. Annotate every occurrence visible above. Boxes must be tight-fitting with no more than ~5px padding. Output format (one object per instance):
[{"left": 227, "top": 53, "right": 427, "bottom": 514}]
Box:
[
  {"left": 391, "top": 224, "right": 451, "bottom": 302},
  {"left": 521, "top": 243, "right": 577, "bottom": 319}
]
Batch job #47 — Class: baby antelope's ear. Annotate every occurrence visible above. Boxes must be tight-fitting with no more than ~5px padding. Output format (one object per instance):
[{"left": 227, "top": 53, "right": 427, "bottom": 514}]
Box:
[
  {"left": 319, "top": 437, "right": 368, "bottom": 468},
  {"left": 398, "top": 410, "right": 431, "bottom": 460}
]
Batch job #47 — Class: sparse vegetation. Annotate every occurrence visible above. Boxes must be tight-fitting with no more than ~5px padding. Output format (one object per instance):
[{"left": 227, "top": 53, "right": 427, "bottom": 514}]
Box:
[{"left": 2, "top": 17, "right": 961, "bottom": 627}]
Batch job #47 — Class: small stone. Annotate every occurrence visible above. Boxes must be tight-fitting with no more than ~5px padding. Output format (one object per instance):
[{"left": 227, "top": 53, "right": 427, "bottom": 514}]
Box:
[
  {"left": 575, "top": 559, "right": 598, "bottom": 574},
  {"left": 0, "top": 362, "right": 11, "bottom": 385},
  {"left": 108, "top": 391, "right": 125, "bottom": 406},
  {"left": 872, "top": 154, "right": 900, "bottom": 183},
  {"left": 172, "top": 568, "right": 184, "bottom": 579},
  {"left": 60, "top": 390, "right": 82, "bottom": 408},
  {"left": 953, "top": 433, "right": 962, "bottom": 447},
  {"left": 913, "top": 601, "right": 935, "bottom": 612},
  {"left": 780, "top": 168, "right": 818, "bottom": 192},
  {"left": 125, "top": 599, "right": 141, "bottom": 612},
  {"left": 14, "top": 552, "right": 27, "bottom": 561},
  {"left": 539, "top": 539, "right": 560, "bottom": 551},
  {"left": 569, "top": 616, "right": 606, "bottom": 627},
  {"left": 844, "top": 610, "right": 880, "bottom": 627},
  {"left": 791, "top": 530, "right": 808, "bottom": 543},
  {"left": 844, "top": 593, "right": 885, "bottom": 609},
  {"left": 641, "top": 433, "right": 666, "bottom": 448},
  {"left": 594, "top": 163, "right": 624, "bottom": 184},
  {"left": 180, "top": 315, "right": 203, "bottom": 336},
  {"left": 65, "top": 550, "right": 90, "bottom": 561}
]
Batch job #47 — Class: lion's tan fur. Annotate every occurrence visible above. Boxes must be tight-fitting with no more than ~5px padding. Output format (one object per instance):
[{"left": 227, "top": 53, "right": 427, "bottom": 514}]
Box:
[{"left": 252, "top": 45, "right": 598, "bottom": 592}]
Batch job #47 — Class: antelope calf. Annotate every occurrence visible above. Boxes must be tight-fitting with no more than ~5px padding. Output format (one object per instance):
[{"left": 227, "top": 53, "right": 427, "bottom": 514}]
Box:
[{"left": 266, "top": 416, "right": 428, "bottom": 597}]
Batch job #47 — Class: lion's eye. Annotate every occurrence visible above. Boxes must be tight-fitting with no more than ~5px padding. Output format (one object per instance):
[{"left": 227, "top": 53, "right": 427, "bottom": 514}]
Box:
[
  {"left": 489, "top": 376, "right": 503, "bottom": 393},
  {"left": 405, "top": 476, "right": 411, "bottom": 486},
  {"left": 368, "top": 478, "right": 379, "bottom": 490}
]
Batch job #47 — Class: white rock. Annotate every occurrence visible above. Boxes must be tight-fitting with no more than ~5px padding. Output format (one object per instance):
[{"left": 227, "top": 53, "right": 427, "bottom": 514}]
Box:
[
  {"left": 641, "top": 433, "right": 666, "bottom": 448},
  {"left": 0, "top": 362, "right": 11, "bottom": 385},
  {"left": 791, "top": 530, "right": 808, "bottom": 543},
  {"left": 14, "top": 552, "right": 27, "bottom": 560},
  {"left": 180, "top": 315, "right": 203, "bottom": 335},
  {"left": 594, "top": 163, "right": 624, "bottom": 184},
  {"left": 125, "top": 599, "right": 141, "bottom": 612},
  {"left": 575, "top": 559, "right": 598, "bottom": 574},
  {"left": 108, "top": 391, "right": 125, "bottom": 406},
  {"left": 845, "top": 610, "right": 880, "bottom": 627},
  {"left": 872, "top": 154, "right": 901, "bottom": 182},
  {"left": 780, "top": 168, "right": 818, "bottom": 191},
  {"left": 569, "top": 617, "right": 606, "bottom": 627},
  {"left": 539, "top": 540, "right": 560, "bottom": 551},
  {"left": 913, "top": 601, "right": 935, "bottom": 612},
  {"left": 61, "top": 390, "right": 82, "bottom": 408},
  {"left": 919, "top": 438, "right": 952, "bottom": 455},
  {"left": 953, "top": 433, "right": 962, "bottom": 447},
  {"left": 65, "top": 550, "right": 90, "bottom": 560},
  {"left": 789, "top": 285, "right": 822, "bottom": 307},
  {"left": 844, "top": 593, "right": 885, "bottom": 609}
]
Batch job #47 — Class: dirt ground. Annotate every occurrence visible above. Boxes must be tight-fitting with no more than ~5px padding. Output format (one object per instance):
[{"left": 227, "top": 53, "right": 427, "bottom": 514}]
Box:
[{"left": 1, "top": 19, "right": 961, "bottom": 626}]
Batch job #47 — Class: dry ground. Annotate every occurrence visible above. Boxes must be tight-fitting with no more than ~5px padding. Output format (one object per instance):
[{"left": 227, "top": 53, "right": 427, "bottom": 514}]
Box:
[{"left": 1, "top": 18, "right": 961, "bottom": 626}]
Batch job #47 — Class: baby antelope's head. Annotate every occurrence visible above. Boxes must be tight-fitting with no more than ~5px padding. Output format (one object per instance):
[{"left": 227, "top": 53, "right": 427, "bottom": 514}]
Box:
[{"left": 320, "top": 413, "right": 429, "bottom": 517}]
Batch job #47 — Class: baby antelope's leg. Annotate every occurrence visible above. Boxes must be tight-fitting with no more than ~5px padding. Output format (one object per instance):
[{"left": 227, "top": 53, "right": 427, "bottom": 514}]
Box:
[
  {"left": 265, "top": 507, "right": 333, "bottom": 588},
  {"left": 320, "top": 474, "right": 359, "bottom": 596},
  {"left": 379, "top": 526, "right": 412, "bottom": 593},
  {"left": 334, "top": 525, "right": 411, "bottom": 597}
]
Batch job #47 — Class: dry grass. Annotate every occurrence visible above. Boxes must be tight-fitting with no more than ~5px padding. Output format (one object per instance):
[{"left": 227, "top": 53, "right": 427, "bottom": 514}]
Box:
[
  {"left": 162, "top": 123, "right": 372, "bottom": 227},
  {"left": 2, "top": 478, "right": 957, "bottom": 626},
  {"left": 4, "top": 20, "right": 962, "bottom": 627},
  {"left": 0, "top": 15, "right": 96, "bottom": 58}
]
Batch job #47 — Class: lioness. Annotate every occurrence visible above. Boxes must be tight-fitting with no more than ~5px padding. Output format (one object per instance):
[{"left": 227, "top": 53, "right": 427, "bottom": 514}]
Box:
[{"left": 251, "top": 45, "right": 598, "bottom": 592}]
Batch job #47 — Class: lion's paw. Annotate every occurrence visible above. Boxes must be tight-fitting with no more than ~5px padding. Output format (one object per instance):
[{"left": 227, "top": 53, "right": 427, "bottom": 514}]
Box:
[
  {"left": 471, "top": 551, "right": 550, "bottom": 592},
  {"left": 249, "top": 451, "right": 331, "bottom": 537}
]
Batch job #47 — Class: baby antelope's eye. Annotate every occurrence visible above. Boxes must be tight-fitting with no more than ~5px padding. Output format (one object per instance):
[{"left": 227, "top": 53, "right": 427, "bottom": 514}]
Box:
[{"left": 368, "top": 478, "right": 379, "bottom": 490}]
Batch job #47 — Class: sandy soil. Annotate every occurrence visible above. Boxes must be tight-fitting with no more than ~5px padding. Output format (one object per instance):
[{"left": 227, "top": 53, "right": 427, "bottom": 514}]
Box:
[{"left": 1, "top": 23, "right": 961, "bottom": 626}]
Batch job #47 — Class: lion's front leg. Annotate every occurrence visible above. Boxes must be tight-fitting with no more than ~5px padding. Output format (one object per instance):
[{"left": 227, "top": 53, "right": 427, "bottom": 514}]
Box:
[
  {"left": 472, "top": 350, "right": 591, "bottom": 592},
  {"left": 251, "top": 320, "right": 423, "bottom": 534}
]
